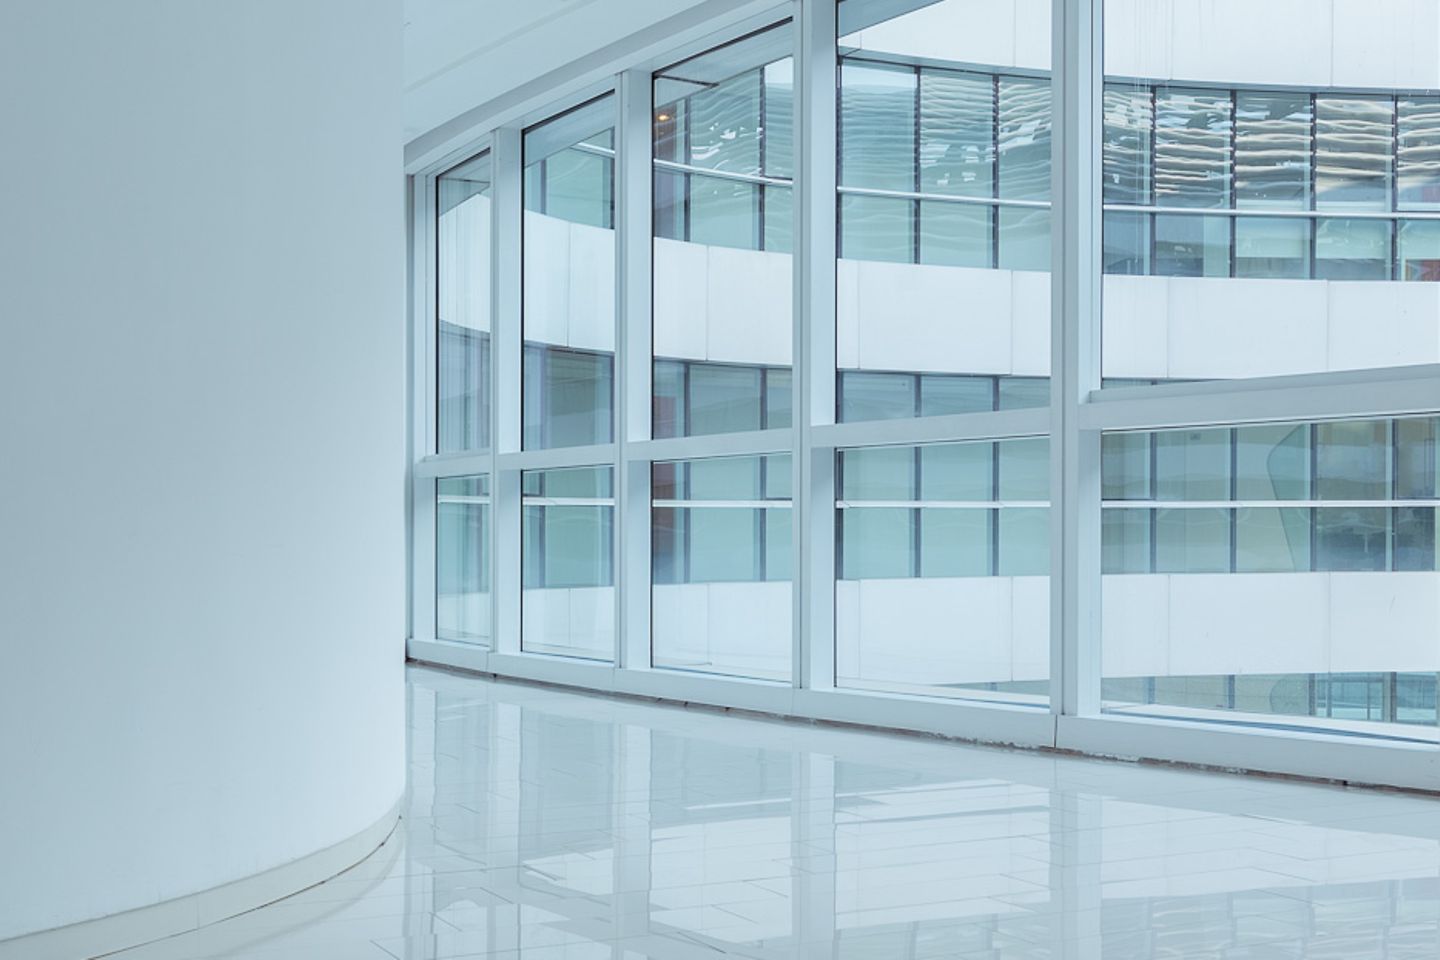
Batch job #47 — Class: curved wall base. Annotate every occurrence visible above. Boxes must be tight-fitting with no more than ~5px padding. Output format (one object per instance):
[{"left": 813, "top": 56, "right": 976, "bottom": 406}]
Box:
[{"left": 0, "top": 798, "right": 402, "bottom": 960}]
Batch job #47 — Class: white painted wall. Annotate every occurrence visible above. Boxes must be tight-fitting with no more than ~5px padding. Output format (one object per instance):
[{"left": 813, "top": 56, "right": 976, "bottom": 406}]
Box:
[{"left": 0, "top": 0, "right": 405, "bottom": 943}]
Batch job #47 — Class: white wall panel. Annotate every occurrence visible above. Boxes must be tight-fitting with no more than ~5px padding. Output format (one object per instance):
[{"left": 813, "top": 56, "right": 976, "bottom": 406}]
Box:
[
  {"left": 1101, "top": 274, "right": 1169, "bottom": 379},
  {"left": 1100, "top": 575, "right": 1172, "bottom": 678},
  {"left": 653, "top": 237, "right": 709, "bottom": 361},
  {"left": 1327, "top": 572, "right": 1440, "bottom": 674},
  {"left": 567, "top": 222, "right": 617, "bottom": 353},
  {"left": 439, "top": 194, "right": 492, "bottom": 332},
  {"left": 1327, "top": 282, "right": 1440, "bottom": 373},
  {"left": 1166, "top": 279, "right": 1330, "bottom": 380},
  {"left": 1011, "top": 270, "right": 1052, "bottom": 376},
  {"left": 706, "top": 245, "right": 793, "bottom": 365},
  {"left": 523, "top": 210, "right": 571, "bottom": 347},
  {"left": 1163, "top": 573, "right": 1331, "bottom": 677},
  {"left": 523, "top": 587, "right": 615, "bottom": 659}
]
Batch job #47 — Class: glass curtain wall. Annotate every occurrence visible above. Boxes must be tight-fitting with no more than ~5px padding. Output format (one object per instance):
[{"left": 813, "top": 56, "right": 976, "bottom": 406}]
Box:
[
  {"left": 1100, "top": 0, "right": 1440, "bottom": 738},
  {"left": 652, "top": 454, "right": 793, "bottom": 680},
  {"left": 437, "top": 475, "right": 490, "bottom": 643},
  {"left": 416, "top": 0, "right": 1440, "bottom": 776},
  {"left": 652, "top": 26, "right": 795, "bottom": 439},
  {"left": 837, "top": 0, "right": 1052, "bottom": 423},
  {"left": 437, "top": 152, "right": 492, "bottom": 454},
  {"left": 522, "top": 466, "right": 615, "bottom": 660},
  {"left": 833, "top": 0, "right": 1052, "bottom": 701},
  {"left": 523, "top": 96, "right": 617, "bottom": 450},
  {"left": 1102, "top": 418, "right": 1439, "bottom": 733}
]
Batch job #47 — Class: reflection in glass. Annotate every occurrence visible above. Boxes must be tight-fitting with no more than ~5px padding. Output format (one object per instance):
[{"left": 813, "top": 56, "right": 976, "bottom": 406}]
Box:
[
  {"left": 522, "top": 466, "right": 614, "bottom": 660},
  {"left": 836, "top": 0, "right": 1050, "bottom": 424},
  {"left": 652, "top": 25, "right": 794, "bottom": 439},
  {"left": 837, "top": 438, "right": 1049, "bottom": 704},
  {"left": 523, "top": 97, "right": 616, "bottom": 450},
  {"left": 652, "top": 455, "right": 792, "bottom": 681},
  {"left": 1316, "top": 97, "right": 1394, "bottom": 212},
  {"left": 1102, "top": 416, "right": 1440, "bottom": 734},
  {"left": 437, "top": 153, "right": 492, "bottom": 453},
  {"left": 437, "top": 476, "right": 490, "bottom": 643}
]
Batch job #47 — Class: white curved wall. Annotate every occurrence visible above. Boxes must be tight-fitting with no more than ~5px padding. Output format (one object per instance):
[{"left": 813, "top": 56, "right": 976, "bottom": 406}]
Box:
[{"left": 0, "top": 0, "right": 404, "bottom": 945}]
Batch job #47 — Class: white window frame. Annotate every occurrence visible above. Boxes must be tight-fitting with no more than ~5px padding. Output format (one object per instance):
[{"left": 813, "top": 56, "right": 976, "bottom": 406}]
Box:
[{"left": 404, "top": 0, "right": 1440, "bottom": 793}]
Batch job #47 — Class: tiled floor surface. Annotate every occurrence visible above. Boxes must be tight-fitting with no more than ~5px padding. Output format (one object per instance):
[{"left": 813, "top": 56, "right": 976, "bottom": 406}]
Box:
[{"left": 112, "top": 664, "right": 1440, "bottom": 958}]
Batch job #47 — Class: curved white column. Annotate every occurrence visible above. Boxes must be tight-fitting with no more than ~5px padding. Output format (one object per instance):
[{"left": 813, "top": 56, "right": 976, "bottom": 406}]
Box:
[{"left": 0, "top": 0, "right": 405, "bottom": 953}]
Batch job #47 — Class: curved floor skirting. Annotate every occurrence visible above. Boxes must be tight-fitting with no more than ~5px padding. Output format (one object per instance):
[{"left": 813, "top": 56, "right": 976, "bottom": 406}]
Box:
[{"left": 0, "top": 798, "right": 402, "bottom": 960}]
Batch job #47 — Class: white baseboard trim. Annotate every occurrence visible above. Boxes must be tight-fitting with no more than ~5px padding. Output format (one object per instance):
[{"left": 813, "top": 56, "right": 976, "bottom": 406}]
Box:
[{"left": 0, "top": 798, "right": 402, "bottom": 960}]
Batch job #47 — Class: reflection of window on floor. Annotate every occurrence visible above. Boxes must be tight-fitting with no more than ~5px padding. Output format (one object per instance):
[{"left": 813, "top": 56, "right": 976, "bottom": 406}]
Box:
[{"left": 1101, "top": 672, "right": 1439, "bottom": 727}]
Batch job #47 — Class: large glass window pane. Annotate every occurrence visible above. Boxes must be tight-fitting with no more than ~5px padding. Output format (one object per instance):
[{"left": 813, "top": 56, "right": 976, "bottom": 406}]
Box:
[
  {"left": 652, "top": 26, "right": 793, "bottom": 439},
  {"left": 919, "top": 70, "right": 993, "bottom": 198},
  {"left": 1155, "top": 428, "right": 1230, "bottom": 501},
  {"left": 523, "top": 97, "right": 615, "bottom": 450},
  {"left": 1234, "top": 506, "right": 1310, "bottom": 573},
  {"left": 1103, "top": 210, "right": 1149, "bottom": 275},
  {"left": 919, "top": 202, "right": 990, "bottom": 267},
  {"left": 521, "top": 466, "right": 614, "bottom": 660},
  {"left": 1102, "top": 508, "right": 1150, "bottom": 573},
  {"left": 1397, "top": 97, "right": 1440, "bottom": 211},
  {"left": 437, "top": 476, "right": 490, "bottom": 644},
  {"left": 1153, "top": 507, "right": 1230, "bottom": 573},
  {"left": 839, "top": 61, "right": 916, "bottom": 191},
  {"left": 1151, "top": 214, "right": 1229, "bottom": 277},
  {"left": 1103, "top": 85, "right": 1152, "bottom": 206},
  {"left": 838, "top": 370, "right": 916, "bottom": 422},
  {"left": 1234, "top": 93, "right": 1311, "bottom": 211},
  {"left": 1104, "top": 417, "right": 1439, "bottom": 737},
  {"left": 839, "top": 193, "right": 912, "bottom": 262},
  {"left": 1102, "top": 432, "right": 1151, "bottom": 501},
  {"left": 1315, "top": 218, "right": 1391, "bottom": 280},
  {"left": 837, "top": 0, "right": 1050, "bottom": 424},
  {"left": 1315, "top": 507, "right": 1388, "bottom": 571},
  {"left": 1316, "top": 97, "right": 1394, "bottom": 212},
  {"left": 1399, "top": 220, "right": 1440, "bottom": 281},
  {"left": 652, "top": 454, "right": 791, "bottom": 681},
  {"left": 1153, "top": 89, "right": 1232, "bottom": 209},
  {"left": 1315, "top": 420, "right": 1388, "bottom": 500},
  {"left": 837, "top": 438, "right": 1050, "bottom": 704},
  {"left": 1235, "top": 423, "right": 1309, "bottom": 500},
  {"left": 437, "top": 153, "right": 492, "bottom": 454},
  {"left": 1234, "top": 217, "right": 1309, "bottom": 279}
]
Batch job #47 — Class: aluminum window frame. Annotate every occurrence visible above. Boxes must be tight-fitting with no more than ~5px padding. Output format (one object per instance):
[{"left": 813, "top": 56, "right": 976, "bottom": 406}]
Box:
[{"left": 404, "top": 0, "right": 1440, "bottom": 793}]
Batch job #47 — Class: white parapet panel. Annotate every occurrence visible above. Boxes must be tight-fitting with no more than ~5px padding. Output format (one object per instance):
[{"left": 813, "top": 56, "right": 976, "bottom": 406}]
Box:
[
  {"left": 652, "top": 581, "right": 792, "bottom": 679},
  {"left": 1327, "top": 281, "right": 1440, "bottom": 374},
  {"left": 1103, "top": 572, "right": 1440, "bottom": 680},
  {"left": 836, "top": 576, "right": 1050, "bottom": 686},
  {"left": 438, "top": 193, "right": 492, "bottom": 333},
  {"left": 652, "top": 237, "right": 792, "bottom": 367},
  {"left": 1104, "top": 275, "right": 1440, "bottom": 381},
  {"left": 522, "top": 210, "right": 616, "bottom": 352},
  {"left": 522, "top": 586, "right": 615, "bottom": 660},
  {"left": 1166, "top": 278, "right": 1332, "bottom": 379},
  {"left": 705, "top": 245, "right": 793, "bottom": 366}
]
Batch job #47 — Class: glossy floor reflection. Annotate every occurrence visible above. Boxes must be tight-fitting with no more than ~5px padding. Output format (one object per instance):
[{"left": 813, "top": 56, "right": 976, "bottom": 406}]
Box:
[{"left": 114, "top": 664, "right": 1440, "bottom": 959}]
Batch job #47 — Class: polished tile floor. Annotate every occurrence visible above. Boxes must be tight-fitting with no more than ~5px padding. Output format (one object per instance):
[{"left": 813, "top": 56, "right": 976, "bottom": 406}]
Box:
[{"left": 114, "top": 665, "right": 1440, "bottom": 959}]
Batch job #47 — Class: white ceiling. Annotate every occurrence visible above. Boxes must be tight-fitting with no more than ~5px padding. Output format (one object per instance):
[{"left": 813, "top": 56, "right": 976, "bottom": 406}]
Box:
[{"left": 403, "top": 0, "right": 712, "bottom": 144}]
